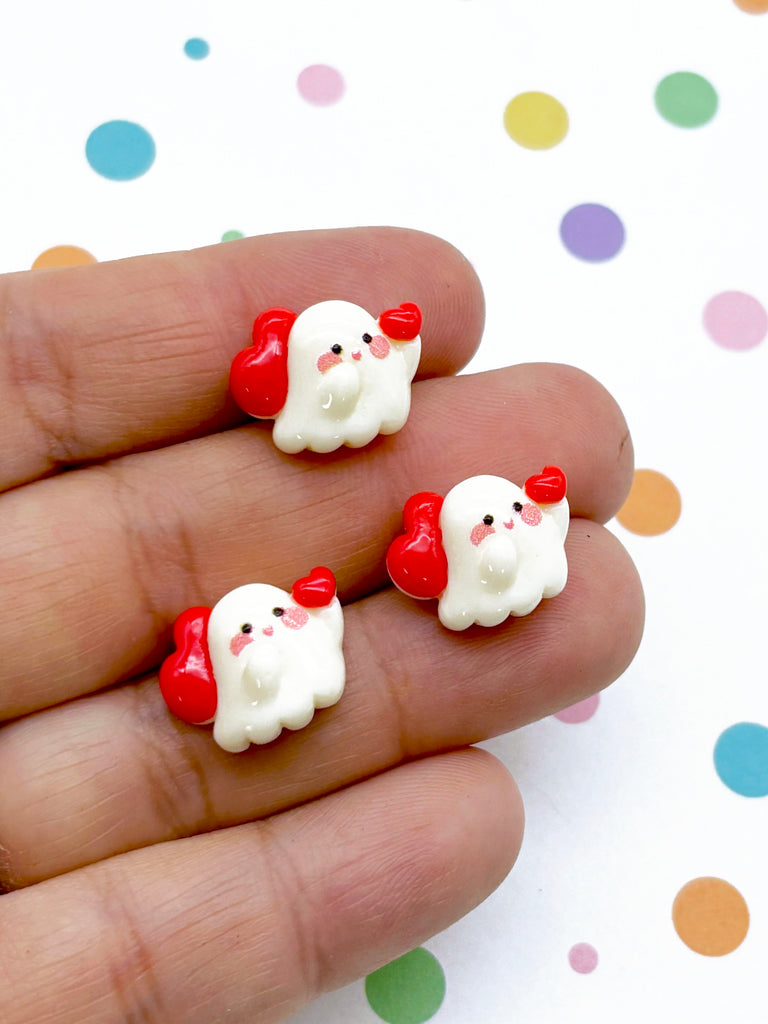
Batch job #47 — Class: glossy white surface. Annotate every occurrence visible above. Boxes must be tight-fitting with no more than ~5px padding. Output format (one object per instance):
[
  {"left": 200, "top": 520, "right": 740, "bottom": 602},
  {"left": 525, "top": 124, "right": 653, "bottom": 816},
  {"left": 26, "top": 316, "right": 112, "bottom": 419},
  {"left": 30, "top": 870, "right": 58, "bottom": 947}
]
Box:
[
  {"left": 274, "top": 300, "right": 421, "bottom": 453},
  {"left": 438, "top": 475, "right": 569, "bottom": 630},
  {"left": 206, "top": 583, "right": 345, "bottom": 752}
]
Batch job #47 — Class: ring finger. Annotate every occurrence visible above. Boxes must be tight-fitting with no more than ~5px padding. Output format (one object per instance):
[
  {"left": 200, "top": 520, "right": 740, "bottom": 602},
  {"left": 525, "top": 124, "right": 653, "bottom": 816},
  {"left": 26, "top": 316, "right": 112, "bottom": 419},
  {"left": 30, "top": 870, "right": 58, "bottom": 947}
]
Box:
[{"left": 0, "top": 516, "right": 643, "bottom": 888}]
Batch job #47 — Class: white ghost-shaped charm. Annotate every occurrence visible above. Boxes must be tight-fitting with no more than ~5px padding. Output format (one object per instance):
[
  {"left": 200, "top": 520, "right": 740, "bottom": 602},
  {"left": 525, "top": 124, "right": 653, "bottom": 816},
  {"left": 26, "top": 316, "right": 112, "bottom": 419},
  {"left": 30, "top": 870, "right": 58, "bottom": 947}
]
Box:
[
  {"left": 229, "top": 300, "right": 422, "bottom": 453},
  {"left": 387, "top": 468, "right": 569, "bottom": 630},
  {"left": 159, "top": 567, "right": 344, "bottom": 751}
]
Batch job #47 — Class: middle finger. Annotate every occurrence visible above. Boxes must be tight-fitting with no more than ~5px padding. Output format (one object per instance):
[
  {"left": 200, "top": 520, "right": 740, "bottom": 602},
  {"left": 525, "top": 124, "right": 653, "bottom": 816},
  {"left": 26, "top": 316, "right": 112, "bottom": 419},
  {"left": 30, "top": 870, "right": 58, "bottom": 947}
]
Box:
[{"left": 0, "top": 362, "right": 631, "bottom": 720}]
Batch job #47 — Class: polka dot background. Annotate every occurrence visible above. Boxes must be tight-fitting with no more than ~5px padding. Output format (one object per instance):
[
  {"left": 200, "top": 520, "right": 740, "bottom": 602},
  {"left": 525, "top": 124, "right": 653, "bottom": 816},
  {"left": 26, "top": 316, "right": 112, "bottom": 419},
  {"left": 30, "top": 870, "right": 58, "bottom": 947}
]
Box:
[
  {"left": 559, "top": 203, "right": 625, "bottom": 262},
  {"left": 654, "top": 71, "right": 719, "bottom": 127},
  {"left": 672, "top": 878, "right": 750, "bottom": 956},
  {"left": 616, "top": 469, "right": 682, "bottom": 536},
  {"left": 31, "top": 245, "right": 96, "bottom": 269},
  {"left": 85, "top": 120, "right": 156, "bottom": 181},
  {"left": 503, "top": 91, "right": 569, "bottom": 149},
  {"left": 297, "top": 64, "right": 345, "bottom": 105},
  {"left": 2, "top": 2, "right": 767, "bottom": 1021},
  {"left": 703, "top": 291, "right": 768, "bottom": 350},
  {"left": 183, "top": 37, "right": 209, "bottom": 60}
]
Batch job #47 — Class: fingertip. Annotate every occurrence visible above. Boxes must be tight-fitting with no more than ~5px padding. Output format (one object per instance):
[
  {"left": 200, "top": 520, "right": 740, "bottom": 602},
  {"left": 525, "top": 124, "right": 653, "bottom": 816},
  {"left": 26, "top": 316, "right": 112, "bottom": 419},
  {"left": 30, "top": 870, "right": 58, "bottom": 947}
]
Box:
[
  {"left": 491, "top": 362, "right": 635, "bottom": 523},
  {"left": 445, "top": 747, "right": 525, "bottom": 886},
  {"left": 549, "top": 364, "right": 635, "bottom": 523},
  {"left": 408, "top": 231, "right": 486, "bottom": 376}
]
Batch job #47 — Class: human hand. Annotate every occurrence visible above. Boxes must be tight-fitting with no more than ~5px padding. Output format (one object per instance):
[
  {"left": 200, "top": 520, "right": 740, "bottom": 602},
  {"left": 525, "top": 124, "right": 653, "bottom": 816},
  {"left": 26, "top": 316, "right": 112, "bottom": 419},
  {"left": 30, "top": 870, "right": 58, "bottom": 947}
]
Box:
[{"left": 0, "top": 227, "right": 643, "bottom": 1024}]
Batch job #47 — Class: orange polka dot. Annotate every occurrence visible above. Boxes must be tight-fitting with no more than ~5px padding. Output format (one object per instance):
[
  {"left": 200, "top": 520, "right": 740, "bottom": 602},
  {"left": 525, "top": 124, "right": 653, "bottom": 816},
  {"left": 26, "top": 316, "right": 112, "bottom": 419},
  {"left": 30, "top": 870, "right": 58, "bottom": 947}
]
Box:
[
  {"left": 31, "top": 245, "right": 97, "bottom": 270},
  {"left": 615, "top": 469, "right": 681, "bottom": 536},
  {"left": 673, "top": 878, "right": 749, "bottom": 956},
  {"left": 733, "top": 0, "right": 768, "bottom": 12}
]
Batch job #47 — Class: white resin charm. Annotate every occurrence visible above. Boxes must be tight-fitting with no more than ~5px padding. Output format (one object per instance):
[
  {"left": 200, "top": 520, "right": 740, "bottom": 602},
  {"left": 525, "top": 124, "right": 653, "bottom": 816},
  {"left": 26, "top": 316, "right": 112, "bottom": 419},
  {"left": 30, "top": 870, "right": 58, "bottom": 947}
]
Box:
[
  {"left": 437, "top": 475, "right": 569, "bottom": 630},
  {"left": 230, "top": 300, "right": 422, "bottom": 454},
  {"left": 160, "top": 568, "right": 345, "bottom": 752},
  {"left": 208, "top": 584, "right": 344, "bottom": 751},
  {"left": 387, "top": 468, "right": 569, "bottom": 631}
]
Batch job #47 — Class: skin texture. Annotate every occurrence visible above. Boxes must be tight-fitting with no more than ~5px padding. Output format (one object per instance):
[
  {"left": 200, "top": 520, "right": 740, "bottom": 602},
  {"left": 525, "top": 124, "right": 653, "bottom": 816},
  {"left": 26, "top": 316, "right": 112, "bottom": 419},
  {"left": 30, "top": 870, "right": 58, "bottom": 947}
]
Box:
[{"left": 0, "top": 227, "right": 644, "bottom": 1024}]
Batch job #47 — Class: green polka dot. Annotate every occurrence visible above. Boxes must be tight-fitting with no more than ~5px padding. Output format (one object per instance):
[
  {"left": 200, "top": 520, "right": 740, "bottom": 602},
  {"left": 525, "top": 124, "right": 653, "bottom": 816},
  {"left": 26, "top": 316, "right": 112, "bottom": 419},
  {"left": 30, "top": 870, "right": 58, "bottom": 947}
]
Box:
[
  {"left": 365, "top": 949, "right": 446, "bottom": 1024},
  {"left": 654, "top": 72, "right": 718, "bottom": 127},
  {"left": 221, "top": 230, "right": 244, "bottom": 242}
]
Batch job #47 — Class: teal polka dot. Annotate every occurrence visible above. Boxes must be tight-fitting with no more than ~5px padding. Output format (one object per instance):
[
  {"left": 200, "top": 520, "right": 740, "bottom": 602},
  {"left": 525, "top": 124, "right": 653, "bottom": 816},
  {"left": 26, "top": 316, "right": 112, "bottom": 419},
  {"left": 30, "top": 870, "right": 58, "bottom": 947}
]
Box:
[
  {"left": 221, "top": 230, "right": 244, "bottom": 242},
  {"left": 365, "top": 949, "right": 445, "bottom": 1024},
  {"left": 85, "top": 121, "right": 156, "bottom": 181},
  {"left": 714, "top": 722, "right": 768, "bottom": 797},
  {"left": 184, "top": 37, "right": 210, "bottom": 60}
]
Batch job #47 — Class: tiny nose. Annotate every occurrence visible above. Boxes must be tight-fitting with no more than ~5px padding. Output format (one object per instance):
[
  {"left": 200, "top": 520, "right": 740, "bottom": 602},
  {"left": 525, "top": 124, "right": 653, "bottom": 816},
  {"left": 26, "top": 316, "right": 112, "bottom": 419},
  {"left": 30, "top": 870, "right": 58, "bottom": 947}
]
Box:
[
  {"left": 262, "top": 626, "right": 274, "bottom": 636},
  {"left": 352, "top": 350, "right": 362, "bottom": 360}
]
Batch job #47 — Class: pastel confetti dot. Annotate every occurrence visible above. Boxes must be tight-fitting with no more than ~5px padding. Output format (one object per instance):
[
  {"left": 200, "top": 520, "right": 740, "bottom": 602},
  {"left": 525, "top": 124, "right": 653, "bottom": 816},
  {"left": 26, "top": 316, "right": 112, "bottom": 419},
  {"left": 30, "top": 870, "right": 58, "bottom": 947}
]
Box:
[
  {"left": 615, "top": 469, "right": 681, "bottom": 536},
  {"left": 31, "top": 245, "right": 96, "bottom": 270},
  {"left": 555, "top": 694, "right": 600, "bottom": 724},
  {"left": 86, "top": 120, "right": 156, "bottom": 181},
  {"left": 568, "top": 943, "right": 598, "bottom": 973},
  {"left": 184, "top": 38, "right": 210, "bottom": 60},
  {"left": 297, "top": 64, "right": 345, "bottom": 106},
  {"left": 733, "top": 0, "right": 768, "bottom": 12},
  {"left": 221, "top": 230, "right": 244, "bottom": 242},
  {"left": 365, "top": 948, "right": 446, "bottom": 1024},
  {"left": 559, "top": 204, "right": 625, "bottom": 262},
  {"left": 714, "top": 723, "right": 768, "bottom": 797},
  {"left": 673, "top": 878, "right": 749, "bottom": 956},
  {"left": 503, "top": 91, "right": 569, "bottom": 149},
  {"left": 703, "top": 291, "right": 767, "bottom": 351},
  {"left": 655, "top": 72, "right": 718, "bottom": 128}
]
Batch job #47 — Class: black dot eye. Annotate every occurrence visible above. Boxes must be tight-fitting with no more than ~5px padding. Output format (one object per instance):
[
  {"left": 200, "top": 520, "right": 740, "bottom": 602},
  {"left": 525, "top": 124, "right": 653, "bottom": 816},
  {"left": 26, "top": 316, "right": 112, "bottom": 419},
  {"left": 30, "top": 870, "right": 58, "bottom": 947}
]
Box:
[
  {"left": 241, "top": 623, "right": 253, "bottom": 634},
  {"left": 513, "top": 502, "right": 523, "bottom": 513},
  {"left": 331, "top": 343, "right": 342, "bottom": 354},
  {"left": 272, "top": 607, "right": 284, "bottom": 617},
  {"left": 362, "top": 333, "right": 372, "bottom": 343},
  {"left": 483, "top": 514, "right": 494, "bottom": 526}
]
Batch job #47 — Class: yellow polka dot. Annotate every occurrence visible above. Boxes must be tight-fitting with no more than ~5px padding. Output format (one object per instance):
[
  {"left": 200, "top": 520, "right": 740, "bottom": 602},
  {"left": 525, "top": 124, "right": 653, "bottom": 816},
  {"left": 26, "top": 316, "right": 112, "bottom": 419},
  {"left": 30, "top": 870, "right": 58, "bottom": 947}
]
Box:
[
  {"left": 503, "top": 91, "right": 569, "bottom": 150},
  {"left": 615, "top": 469, "right": 681, "bottom": 536},
  {"left": 673, "top": 878, "right": 749, "bottom": 956},
  {"left": 31, "top": 245, "right": 97, "bottom": 270},
  {"left": 733, "top": 0, "right": 768, "bottom": 12}
]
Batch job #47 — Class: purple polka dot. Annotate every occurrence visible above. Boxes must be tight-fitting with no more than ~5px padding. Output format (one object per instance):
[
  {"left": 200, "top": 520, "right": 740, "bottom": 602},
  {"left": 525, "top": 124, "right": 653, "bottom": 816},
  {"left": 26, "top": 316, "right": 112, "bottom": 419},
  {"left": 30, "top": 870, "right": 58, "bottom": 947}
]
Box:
[
  {"left": 555, "top": 694, "right": 600, "bottom": 724},
  {"left": 297, "top": 64, "right": 345, "bottom": 106},
  {"left": 703, "top": 291, "right": 768, "bottom": 351},
  {"left": 560, "top": 204, "right": 625, "bottom": 262},
  {"left": 569, "top": 943, "right": 598, "bottom": 974}
]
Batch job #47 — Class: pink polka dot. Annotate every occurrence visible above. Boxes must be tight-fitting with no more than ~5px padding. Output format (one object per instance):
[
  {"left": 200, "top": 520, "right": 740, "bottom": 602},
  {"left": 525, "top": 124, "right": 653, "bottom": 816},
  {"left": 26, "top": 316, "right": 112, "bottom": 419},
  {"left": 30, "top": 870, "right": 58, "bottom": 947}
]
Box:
[
  {"left": 568, "top": 943, "right": 598, "bottom": 974},
  {"left": 703, "top": 291, "right": 768, "bottom": 351},
  {"left": 554, "top": 694, "right": 600, "bottom": 724},
  {"left": 297, "top": 64, "right": 345, "bottom": 106}
]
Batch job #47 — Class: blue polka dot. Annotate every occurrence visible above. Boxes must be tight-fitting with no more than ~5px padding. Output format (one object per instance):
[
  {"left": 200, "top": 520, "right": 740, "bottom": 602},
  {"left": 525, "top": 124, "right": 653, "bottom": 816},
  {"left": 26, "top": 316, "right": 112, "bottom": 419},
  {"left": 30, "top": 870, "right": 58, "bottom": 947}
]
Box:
[
  {"left": 85, "top": 121, "right": 156, "bottom": 181},
  {"left": 714, "top": 722, "right": 768, "bottom": 797},
  {"left": 184, "top": 37, "right": 210, "bottom": 60}
]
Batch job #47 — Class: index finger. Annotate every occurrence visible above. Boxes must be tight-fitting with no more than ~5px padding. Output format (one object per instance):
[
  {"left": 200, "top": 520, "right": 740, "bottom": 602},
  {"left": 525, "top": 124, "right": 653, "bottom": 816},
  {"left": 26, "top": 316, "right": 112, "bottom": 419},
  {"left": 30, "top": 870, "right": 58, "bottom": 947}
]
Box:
[{"left": 0, "top": 227, "right": 484, "bottom": 491}]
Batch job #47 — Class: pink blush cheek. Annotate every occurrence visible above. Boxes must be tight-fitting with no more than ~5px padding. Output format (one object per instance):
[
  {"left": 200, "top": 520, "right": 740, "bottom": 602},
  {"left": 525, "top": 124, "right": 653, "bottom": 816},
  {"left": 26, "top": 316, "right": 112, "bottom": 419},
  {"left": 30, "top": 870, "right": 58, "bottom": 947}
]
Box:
[
  {"left": 316, "top": 351, "right": 343, "bottom": 374},
  {"left": 281, "top": 607, "right": 310, "bottom": 630},
  {"left": 229, "top": 633, "right": 254, "bottom": 657},
  {"left": 521, "top": 503, "right": 543, "bottom": 526},
  {"left": 470, "top": 523, "right": 495, "bottom": 547},
  {"left": 369, "top": 335, "right": 390, "bottom": 359}
]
